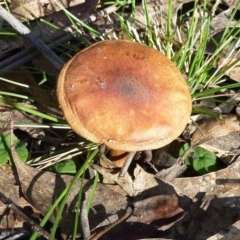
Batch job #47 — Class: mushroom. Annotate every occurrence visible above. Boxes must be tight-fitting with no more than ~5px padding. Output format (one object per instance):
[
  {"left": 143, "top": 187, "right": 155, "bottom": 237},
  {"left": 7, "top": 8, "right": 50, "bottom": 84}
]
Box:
[{"left": 57, "top": 40, "right": 192, "bottom": 172}]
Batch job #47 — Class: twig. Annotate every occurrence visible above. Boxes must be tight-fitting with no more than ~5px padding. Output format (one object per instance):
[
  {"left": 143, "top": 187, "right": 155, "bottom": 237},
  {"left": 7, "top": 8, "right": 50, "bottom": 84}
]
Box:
[
  {"left": 143, "top": 150, "right": 158, "bottom": 173},
  {"left": 0, "top": 192, "right": 51, "bottom": 239},
  {"left": 156, "top": 163, "right": 188, "bottom": 182},
  {"left": 157, "top": 33, "right": 183, "bottom": 47},
  {"left": 87, "top": 208, "right": 132, "bottom": 240},
  {"left": 0, "top": 5, "right": 118, "bottom": 73},
  {"left": 119, "top": 151, "right": 137, "bottom": 177},
  {"left": 81, "top": 197, "right": 91, "bottom": 239},
  {"left": 0, "top": 33, "right": 71, "bottom": 74},
  {"left": 0, "top": 5, "right": 64, "bottom": 70},
  {"left": 83, "top": 4, "right": 118, "bottom": 24}
]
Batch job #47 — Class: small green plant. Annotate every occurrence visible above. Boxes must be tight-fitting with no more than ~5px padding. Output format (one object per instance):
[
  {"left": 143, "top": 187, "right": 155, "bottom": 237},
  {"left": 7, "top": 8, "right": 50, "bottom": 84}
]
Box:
[
  {"left": 47, "top": 159, "right": 77, "bottom": 174},
  {"left": 0, "top": 133, "right": 28, "bottom": 164},
  {"left": 180, "top": 143, "right": 217, "bottom": 174}
]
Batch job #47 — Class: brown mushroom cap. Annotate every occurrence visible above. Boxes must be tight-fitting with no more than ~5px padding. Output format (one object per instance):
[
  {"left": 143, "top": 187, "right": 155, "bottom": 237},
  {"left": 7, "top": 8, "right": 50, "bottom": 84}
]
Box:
[{"left": 57, "top": 40, "right": 192, "bottom": 151}]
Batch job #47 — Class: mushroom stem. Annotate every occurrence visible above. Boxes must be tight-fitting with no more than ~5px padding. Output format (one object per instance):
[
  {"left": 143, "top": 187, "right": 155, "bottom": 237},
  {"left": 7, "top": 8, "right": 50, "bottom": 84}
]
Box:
[
  {"left": 109, "top": 149, "right": 129, "bottom": 168},
  {"left": 100, "top": 145, "right": 132, "bottom": 169},
  {"left": 119, "top": 151, "right": 137, "bottom": 177},
  {"left": 100, "top": 146, "right": 157, "bottom": 176}
]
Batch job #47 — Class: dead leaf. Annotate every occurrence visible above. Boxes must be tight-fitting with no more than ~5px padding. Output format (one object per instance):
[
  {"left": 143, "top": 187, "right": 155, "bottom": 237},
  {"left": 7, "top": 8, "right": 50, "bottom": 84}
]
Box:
[
  {"left": 191, "top": 115, "right": 240, "bottom": 159},
  {"left": 187, "top": 195, "right": 236, "bottom": 240},
  {"left": 192, "top": 115, "right": 240, "bottom": 142},
  {"left": 91, "top": 163, "right": 184, "bottom": 197},
  {"left": 91, "top": 163, "right": 192, "bottom": 229},
  {"left": 27, "top": 1, "right": 99, "bottom": 72},
  {"left": 0, "top": 1, "right": 99, "bottom": 60},
  {"left": 169, "top": 158, "right": 240, "bottom": 239},
  {"left": 209, "top": 8, "right": 238, "bottom": 36},
  {"left": 94, "top": 0, "right": 193, "bottom": 40},
  {"left": 0, "top": 164, "right": 19, "bottom": 204},
  {"left": 90, "top": 163, "right": 190, "bottom": 239},
  {"left": 11, "top": 149, "right": 128, "bottom": 236},
  {"left": 133, "top": 194, "right": 183, "bottom": 224},
  {"left": 172, "top": 158, "right": 240, "bottom": 198},
  {"left": 0, "top": 164, "right": 41, "bottom": 230}
]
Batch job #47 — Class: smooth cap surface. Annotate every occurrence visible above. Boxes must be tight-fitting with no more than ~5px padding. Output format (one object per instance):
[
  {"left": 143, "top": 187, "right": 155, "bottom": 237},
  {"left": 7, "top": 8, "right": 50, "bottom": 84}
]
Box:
[{"left": 57, "top": 40, "right": 192, "bottom": 151}]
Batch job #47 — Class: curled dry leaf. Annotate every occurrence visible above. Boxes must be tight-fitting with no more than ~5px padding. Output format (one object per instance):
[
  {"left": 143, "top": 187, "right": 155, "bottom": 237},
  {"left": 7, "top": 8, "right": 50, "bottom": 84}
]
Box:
[
  {"left": 209, "top": 8, "right": 239, "bottom": 36},
  {"left": 191, "top": 115, "right": 240, "bottom": 158},
  {"left": 192, "top": 115, "right": 240, "bottom": 142},
  {"left": 93, "top": 163, "right": 192, "bottom": 217}
]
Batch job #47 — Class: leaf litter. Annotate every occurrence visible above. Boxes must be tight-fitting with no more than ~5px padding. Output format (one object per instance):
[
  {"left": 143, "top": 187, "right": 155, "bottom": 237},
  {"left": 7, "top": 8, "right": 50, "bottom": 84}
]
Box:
[{"left": 1, "top": 0, "right": 240, "bottom": 239}]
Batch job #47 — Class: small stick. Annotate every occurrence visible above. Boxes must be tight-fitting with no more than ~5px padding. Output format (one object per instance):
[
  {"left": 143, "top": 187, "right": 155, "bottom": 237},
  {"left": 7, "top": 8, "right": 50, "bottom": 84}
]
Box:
[
  {"left": 87, "top": 208, "right": 132, "bottom": 240},
  {"left": 0, "top": 192, "right": 52, "bottom": 239},
  {"left": 83, "top": 4, "right": 118, "bottom": 24},
  {"left": 0, "top": 5, "right": 118, "bottom": 73},
  {"left": 157, "top": 33, "right": 183, "bottom": 47},
  {"left": 143, "top": 150, "right": 158, "bottom": 173},
  {"left": 81, "top": 197, "right": 91, "bottom": 239},
  {"left": 0, "top": 34, "right": 71, "bottom": 74},
  {"left": 119, "top": 151, "right": 137, "bottom": 177},
  {"left": 0, "top": 5, "right": 65, "bottom": 70}
]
